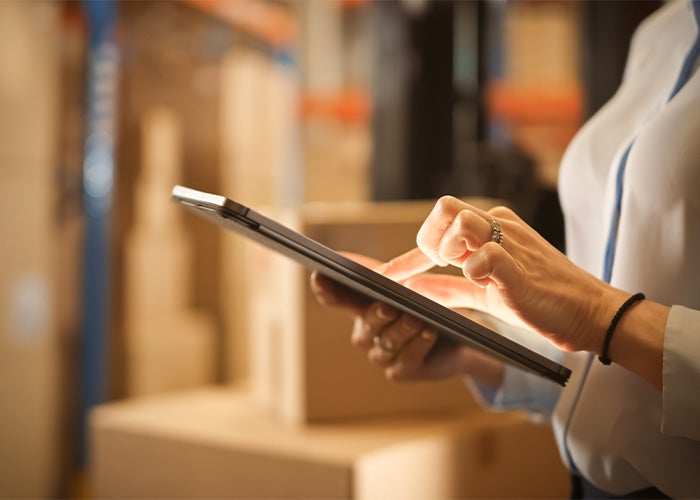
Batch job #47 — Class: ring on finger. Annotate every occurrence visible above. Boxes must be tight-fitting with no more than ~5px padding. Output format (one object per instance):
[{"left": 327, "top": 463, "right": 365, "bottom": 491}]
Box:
[
  {"left": 373, "top": 335, "right": 396, "bottom": 355},
  {"left": 489, "top": 217, "right": 504, "bottom": 246}
]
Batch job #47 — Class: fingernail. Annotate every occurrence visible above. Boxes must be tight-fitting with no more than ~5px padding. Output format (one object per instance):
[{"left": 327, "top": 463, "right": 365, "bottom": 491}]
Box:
[
  {"left": 377, "top": 304, "right": 396, "bottom": 320},
  {"left": 401, "top": 314, "right": 420, "bottom": 331},
  {"left": 421, "top": 330, "right": 435, "bottom": 341}
]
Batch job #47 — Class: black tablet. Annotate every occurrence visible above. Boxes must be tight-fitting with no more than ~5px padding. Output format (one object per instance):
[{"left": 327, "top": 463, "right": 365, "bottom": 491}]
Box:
[{"left": 172, "top": 185, "right": 571, "bottom": 386}]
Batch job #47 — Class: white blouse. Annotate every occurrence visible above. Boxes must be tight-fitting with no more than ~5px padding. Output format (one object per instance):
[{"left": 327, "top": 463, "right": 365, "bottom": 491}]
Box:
[{"left": 478, "top": 1, "right": 700, "bottom": 496}]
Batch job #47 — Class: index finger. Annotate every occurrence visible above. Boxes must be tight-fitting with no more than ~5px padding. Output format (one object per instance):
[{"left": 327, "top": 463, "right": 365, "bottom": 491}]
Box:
[
  {"left": 374, "top": 247, "right": 435, "bottom": 282},
  {"left": 417, "top": 196, "right": 491, "bottom": 266}
]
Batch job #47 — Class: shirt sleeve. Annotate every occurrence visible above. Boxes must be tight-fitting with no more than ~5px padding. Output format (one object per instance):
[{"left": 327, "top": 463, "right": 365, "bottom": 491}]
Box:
[
  {"left": 661, "top": 305, "right": 700, "bottom": 440},
  {"left": 463, "top": 317, "right": 565, "bottom": 420},
  {"left": 467, "top": 364, "right": 563, "bottom": 420}
]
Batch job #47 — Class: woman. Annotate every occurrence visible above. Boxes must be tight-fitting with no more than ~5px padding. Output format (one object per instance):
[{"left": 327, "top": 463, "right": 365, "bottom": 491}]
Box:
[{"left": 311, "top": 0, "right": 700, "bottom": 497}]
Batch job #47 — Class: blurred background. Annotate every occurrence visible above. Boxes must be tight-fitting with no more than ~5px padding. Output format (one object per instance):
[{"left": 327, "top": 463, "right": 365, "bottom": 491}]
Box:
[{"left": 0, "top": 0, "right": 661, "bottom": 498}]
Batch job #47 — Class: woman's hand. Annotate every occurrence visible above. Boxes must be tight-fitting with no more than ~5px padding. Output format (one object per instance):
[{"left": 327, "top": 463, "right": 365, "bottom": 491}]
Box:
[
  {"left": 309, "top": 252, "right": 504, "bottom": 388},
  {"left": 385, "top": 195, "right": 618, "bottom": 354}
]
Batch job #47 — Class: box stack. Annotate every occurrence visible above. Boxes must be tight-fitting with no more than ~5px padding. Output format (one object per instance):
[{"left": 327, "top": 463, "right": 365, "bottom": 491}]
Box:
[
  {"left": 91, "top": 388, "right": 569, "bottom": 499},
  {"left": 299, "top": 0, "right": 372, "bottom": 203},
  {"left": 0, "top": 2, "right": 66, "bottom": 497},
  {"left": 244, "top": 200, "right": 489, "bottom": 424},
  {"left": 218, "top": 42, "right": 300, "bottom": 381},
  {"left": 122, "top": 107, "right": 217, "bottom": 397},
  {"left": 489, "top": 1, "right": 583, "bottom": 188},
  {"left": 91, "top": 3, "right": 571, "bottom": 498}
]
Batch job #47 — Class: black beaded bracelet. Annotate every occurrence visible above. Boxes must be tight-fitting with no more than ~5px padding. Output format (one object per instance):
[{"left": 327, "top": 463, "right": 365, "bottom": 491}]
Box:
[{"left": 598, "top": 292, "right": 646, "bottom": 365}]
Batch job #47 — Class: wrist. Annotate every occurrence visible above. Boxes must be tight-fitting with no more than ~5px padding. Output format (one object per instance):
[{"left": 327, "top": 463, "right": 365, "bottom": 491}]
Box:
[
  {"left": 587, "top": 287, "right": 668, "bottom": 389},
  {"left": 584, "top": 281, "right": 626, "bottom": 355},
  {"left": 598, "top": 292, "right": 646, "bottom": 365},
  {"left": 460, "top": 348, "right": 504, "bottom": 388},
  {"left": 605, "top": 299, "right": 667, "bottom": 388}
]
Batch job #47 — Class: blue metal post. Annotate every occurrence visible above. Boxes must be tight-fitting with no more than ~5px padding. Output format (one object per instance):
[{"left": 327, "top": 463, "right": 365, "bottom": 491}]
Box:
[{"left": 78, "top": 0, "right": 118, "bottom": 465}]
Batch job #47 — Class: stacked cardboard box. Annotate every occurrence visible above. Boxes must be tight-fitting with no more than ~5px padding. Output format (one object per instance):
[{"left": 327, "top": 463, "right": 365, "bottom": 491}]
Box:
[
  {"left": 91, "top": 387, "right": 570, "bottom": 499},
  {"left": 217, "top": 2, "right": 373, "bottom": 384},
  {"left": 122, "top": 107, "right": 216, "bottom": 397},
  {"left": 218, "top": 43, "right": 301, "bottom": 381},
  {"left": 498, "top": 1, "right": 583, "bottom": 188},
  {"left": 242, "top": 200, "right": 508, "bottom": 424},
  {"left": 0, "top": 2, "right": 64, "bottom": 497}
]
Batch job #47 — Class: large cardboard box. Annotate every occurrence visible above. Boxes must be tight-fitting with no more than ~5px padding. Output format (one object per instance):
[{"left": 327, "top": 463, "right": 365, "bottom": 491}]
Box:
[
  {"left": 219, "top": 45, "right": 300, "bottom": 382},
  {"left": 0, "top": 2, "right": 66, "bottom": 497},
  {"left": 90, "top": 387, "right": 570, "bottom": 499},
  {"left": 121, "top": 107, "right": 217, "bottom": 398},
  {"left": 123, "top": 313, "right": 216, "bottom": 398},
  {"left": 0, "top": 181, "right": 63, "bottom": 499},
  {"left": 235, "top": 199, "right": 503, "bottom": 424}
]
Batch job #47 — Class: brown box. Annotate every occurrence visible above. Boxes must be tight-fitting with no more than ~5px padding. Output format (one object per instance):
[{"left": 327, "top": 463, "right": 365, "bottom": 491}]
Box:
[
  {"left": 0, "top": 179, "right": 63, "bottom": 499},
  {"left": 0, "top": 2, "right": 67, "bottom": 498},
  {"left": 303, "top": 120, "right": 372, "bottom": 203},
  {"left": 120, "top": 107, "right": 217, "bottom": 398},
  {"left": 124, "top": 312, "right": 217, "bottom": 398},
  {"left": 231, "top": 199, "right": 503, "bottom": 424},
  {"left": 90, "top": 387, "right": 569, "bottom": 499}
]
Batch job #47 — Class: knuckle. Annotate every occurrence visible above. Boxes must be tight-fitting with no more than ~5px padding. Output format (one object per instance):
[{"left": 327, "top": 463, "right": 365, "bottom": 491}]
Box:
[
  {"left": 454, "top": 209, "right": 479, "bottom": 231},
  {"left": 489, "top": 205, "right": 513, "bottom": 219},
  {"left": 367, "top": 302, "right": 397, "bottom": 326},
  {"left": 479, "top": 242, "right": 504, "bottom": 263},
  {"left": 435, "top": 195, "right": 459, "bottom": 214},
  {"left": 398, "top": 314, "right": 421, "bottom": 334}
]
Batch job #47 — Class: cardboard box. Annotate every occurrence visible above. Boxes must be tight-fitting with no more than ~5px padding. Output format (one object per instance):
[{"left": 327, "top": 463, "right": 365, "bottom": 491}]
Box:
[
  {"left": 90, "top": 387, "right": 570, "bottom": 499},
  {"left": 0, "top": 2, "right": 61, "bottom": 185},
  {"left": 218, "top": 45, "right": 300, "bottom": 381},
  {"left": 0, "top": 184, "right": 62, "bottom": 495},
  {"left": 235, "top": 199, "right": 503, "bottom": 424},
  {"left": 303, "top": 120, "right": 371, "bottom": 202},
  {"left": 504, "top": 3, "right": 581, "bottom": 87},
  {"left": 124, "top": 312, "right": 216, "bottom": 398},
  {"left": 0, "top": 2, "right": 66, "bottom": 498},
  {"left": 219, "top": 46, "right": 300, "bottom": 208},
  {"left": 120, "top": 106, "right": 217, "bottom": 398}
]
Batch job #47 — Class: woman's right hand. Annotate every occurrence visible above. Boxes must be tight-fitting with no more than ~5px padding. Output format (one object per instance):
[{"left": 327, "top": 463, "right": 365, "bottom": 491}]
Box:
[{"left": 309, "top": 255, "right": 504, "bottom": 388}]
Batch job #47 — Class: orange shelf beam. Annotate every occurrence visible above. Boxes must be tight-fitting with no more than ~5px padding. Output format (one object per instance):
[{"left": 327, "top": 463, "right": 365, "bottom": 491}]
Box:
[
  {"left": 300, "top": 88, "right": 371, "bottom": 124},
  {"left": 487, "top": 81, "right": 583, "bottom": 124},
  {"left": 185, "top": 0, "right": 297, "bottom": 49}
]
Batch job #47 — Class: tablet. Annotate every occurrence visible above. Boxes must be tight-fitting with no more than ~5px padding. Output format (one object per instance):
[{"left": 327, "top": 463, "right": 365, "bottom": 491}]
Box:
[{"left": 172, "top": 185, "right": 571, "bottom": 386}]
